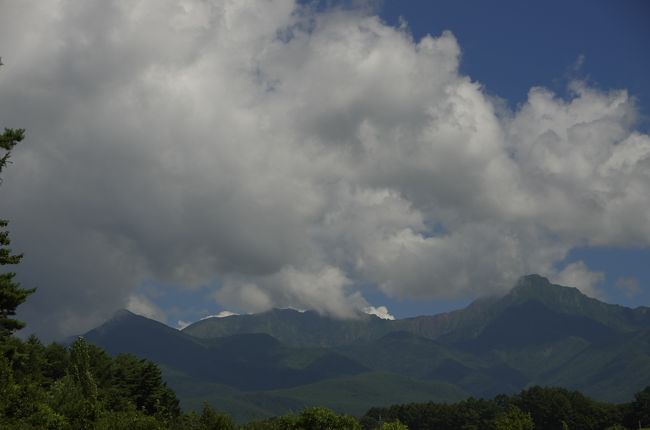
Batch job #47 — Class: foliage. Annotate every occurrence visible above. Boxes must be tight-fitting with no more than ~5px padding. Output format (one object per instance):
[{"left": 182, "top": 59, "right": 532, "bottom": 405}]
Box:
[
  {"left": 494, "top": 406, "right": 534, "bottom": 430},
  {"left": 243, "top": 407, "right": 360, "bottom": 430},
  {"left": 359, "top": 385, "right": 644, "bottom": 430},
  {"left": 623, "top": 385, "right": 650, "bottom": 429},
  {"left": 0, "top": 127, "right": 24, "bottom": 175},
  {"left": 0, "top": 127, "right": 34, "bottom": 337},
  {"left": 512, "top": 386, "right": 621, "bottom": 430},
  {"left": 96, "top": 409, "right": 164, "bottom": 430},
  {"left": 0, "top": 336, "right": 183, "bottom": 429},
  {"left": 196, "top": 403, "right": 236, "bottom": 430},
  {"left": 377, "top": 421, "right": 408, "bottom": 430},
  {"left": 106, "top": 353, "right": 180, "bottom": 419}
]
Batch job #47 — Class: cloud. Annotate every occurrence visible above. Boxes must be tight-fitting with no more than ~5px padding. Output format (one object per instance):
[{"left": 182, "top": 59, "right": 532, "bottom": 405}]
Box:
[
  {"left": 614, "top": 277, "right": 641, "bottom": 298},
  {"left": 176, "top": 320, "right": 191, "bottom": 330},
  {"left": 126, "top": 294, "right": 167, "bottom": 322},
  {"left": 552, "top": 261, "right": 605, "bottom": 299},
  {"left": 0, "top": 0, "right": 649, "bottom": 339},
  {"left": 200, "top": 311, "right": 239, "bottom": 320},
  {"left": 363, "top": 306, "right": 395, "bottom": 320},
  {"left": 213, "top": 265, "right": 368, "bottom": 318}
]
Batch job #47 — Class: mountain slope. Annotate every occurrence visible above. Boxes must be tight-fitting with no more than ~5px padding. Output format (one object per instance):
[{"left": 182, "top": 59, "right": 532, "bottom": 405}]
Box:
[
  {"left": 83, "top": 275, "right": 650, "bottom": 420},
  {"left": 84, "top": 310, "right": 369, "bottom": 391},
  {"left": 183, "top": 308, "right": 395, "bottom": 347},
  {"left": 538, "top": 329, "right": 650, "bottom": 402},
  {"left": 403, "top": 275, "right": 650, "bottom": 344},
  {"left": 172, "top": 371, "right": 467, "bottom": 421},
  {"left": 84, "top": 309, "right": 207, "bottom": 371},
  {"left": 183, "top": 275, "right": 650, "bottom": 348}
]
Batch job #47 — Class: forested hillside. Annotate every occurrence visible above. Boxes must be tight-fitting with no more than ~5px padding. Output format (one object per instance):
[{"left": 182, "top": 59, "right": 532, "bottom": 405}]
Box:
[{"left": 2, "top": 337, "right": 650, "bottom": 430}]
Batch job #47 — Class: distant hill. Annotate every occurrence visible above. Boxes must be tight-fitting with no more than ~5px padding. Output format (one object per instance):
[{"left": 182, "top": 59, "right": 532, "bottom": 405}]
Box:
[{"left": 84, "top": 274, "right": 650, "bottom": 419}]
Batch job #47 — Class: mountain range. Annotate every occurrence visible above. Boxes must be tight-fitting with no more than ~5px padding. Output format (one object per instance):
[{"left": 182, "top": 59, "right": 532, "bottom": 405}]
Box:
[{"left": 83, "top": 275, "right": 650, "bottom": 421}]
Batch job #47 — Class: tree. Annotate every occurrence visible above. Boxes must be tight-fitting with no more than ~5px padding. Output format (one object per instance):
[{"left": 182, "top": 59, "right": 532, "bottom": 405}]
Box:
[
  {"left": 198, "top": 403, "right": 236, "bottom": 430},
  {"left": 0, "top": 87, "right": 34, "bottom": 337},
  {"left": 378, "top": 421, "right": 409, "bottom": 430},
  {"left": 49, "top": 337, "right": 100, "bottom": 428},
  {"left": 494, "top": 406, "right": 535, "bottom": 430},
  {"left": 0, "top": 217, "right": 34, "bottom": 337},
  {"left": 109, "top": 353, "right": 180, "bottom": 420},
  {"left": 0, "top": 127, "right": 24, "bottom": 176},
  {"left": 626, "top": 386, "right": 650, "bottom": 429},
  {"left": 296, "top": 407, "right": 361, "bottom": 430}
]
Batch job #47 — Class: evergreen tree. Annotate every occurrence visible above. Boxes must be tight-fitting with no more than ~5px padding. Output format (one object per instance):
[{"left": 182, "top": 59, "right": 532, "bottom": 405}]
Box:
[
  {"left": 0, "top": 217, "right": 34, "bottom": 337},
  {"left": 0, "top": 79, "right": 34, "bottom": 337},
  {"left": 198, "top": 404, "right": 236, "bottom": 430},
  {"left": 0, "top": 127, "right": 24, "bottom": 176}
]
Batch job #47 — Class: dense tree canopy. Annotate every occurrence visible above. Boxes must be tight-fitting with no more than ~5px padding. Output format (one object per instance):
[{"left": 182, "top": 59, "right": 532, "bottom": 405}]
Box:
[{"left": 359, "top": 385, "right": 650, "bottom": 430}]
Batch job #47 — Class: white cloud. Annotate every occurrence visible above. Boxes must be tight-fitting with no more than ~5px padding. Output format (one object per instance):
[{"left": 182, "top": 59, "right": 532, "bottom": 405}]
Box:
[
  {"left": 200, "top": 310, "right": 239, "bottom": 320},
  {"left": 363, "top": 306, "right": 395, "bottom": 320},
  {"left": 0, "top": 0, "right": 648, "bottom": 339},
  {"left": 176, "top": 320, "right": 191, "bottom": 330},
  {"left": 552, "top": 261, "right": 605, "bottom": 299},
  {"left": 126, "top": 294, "right": 167, "bottom": 322},
  {"left": 214, "top": 265, "right": 368, "bottom": 318}
]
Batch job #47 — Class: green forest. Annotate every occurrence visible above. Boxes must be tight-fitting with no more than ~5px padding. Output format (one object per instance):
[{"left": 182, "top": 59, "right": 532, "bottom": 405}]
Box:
[{"left": 1, "top": 333, "right": 650, "bottom": 429}]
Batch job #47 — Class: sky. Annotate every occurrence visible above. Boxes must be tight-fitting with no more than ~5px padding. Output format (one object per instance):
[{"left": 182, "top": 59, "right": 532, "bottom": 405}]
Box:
[{"left": 0, "top": 0, "right": 649, "bottom": 340}]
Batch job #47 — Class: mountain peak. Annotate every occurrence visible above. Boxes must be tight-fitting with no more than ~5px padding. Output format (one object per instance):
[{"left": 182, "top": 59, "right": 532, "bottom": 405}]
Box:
[
  {"left": 515, "top": 274, "right": 552, "bottom": 288},
  {"left": 112, "top": 308, "right": 137, "bottom": 320},
  {"left": 509, "top": 274, "right": 583, "bottom": 302},
  {"left": 502, "top": 274, "right": 650, "bottom": 333}
]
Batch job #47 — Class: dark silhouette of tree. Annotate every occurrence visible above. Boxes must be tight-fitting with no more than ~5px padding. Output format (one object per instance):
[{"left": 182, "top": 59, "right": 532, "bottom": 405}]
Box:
[{"left": 0, "top": 61, "right": 34, "bottom": 337}]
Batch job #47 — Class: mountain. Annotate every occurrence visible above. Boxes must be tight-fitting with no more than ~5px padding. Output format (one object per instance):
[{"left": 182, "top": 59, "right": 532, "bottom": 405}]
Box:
[
  {"left": 397, "top": 274, "right": 650, "bottom": 344},
  {"left": 85, "top": 309, "right": 206, "bottom": 371},
  {"left": 85, "top": 309, "right": 369, "bottom": 391},
  {"left": 183, "top": 308, "right": 395, "bottom": 348},
  {"left": 184, "top": 275, "right": 650, "bottom": 347},
  {"left": 83, "top": 275, "right": 650, "bottom": 420}
]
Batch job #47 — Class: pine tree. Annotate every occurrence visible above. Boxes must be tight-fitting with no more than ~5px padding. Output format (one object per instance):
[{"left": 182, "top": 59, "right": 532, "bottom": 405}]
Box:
[
  {"left": 0, "top": 76, "right": 35, "bottom": 337},
  {"left": 0, "top": 127, "right": 25, "bottom": 177}
]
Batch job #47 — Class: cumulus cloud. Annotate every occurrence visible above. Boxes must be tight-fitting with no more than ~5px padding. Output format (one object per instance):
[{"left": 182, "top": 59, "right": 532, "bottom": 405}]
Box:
[
  {"left": 1, "top": 0, "right": 649, "bottom": 339},
  {"left": 552, "top": 261, "right": 605, "bottom": 299},
  {"left": 127, "top": 294, "right": 167, "bottom": 322},
  {"left": 213, "top": 265, "right": 368, "bottom": 318},
  {"left": 363, "top": 306, "right": 395, "bottom": 320}
]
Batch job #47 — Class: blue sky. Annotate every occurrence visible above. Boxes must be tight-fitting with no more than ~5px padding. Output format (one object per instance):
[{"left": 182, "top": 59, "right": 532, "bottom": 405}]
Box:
[
  {"left": 381, "top": 0, "right": 650, "bottom": 119},
  {"left": 2, "top": 0, "right": 650, "bottom": 337}
]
